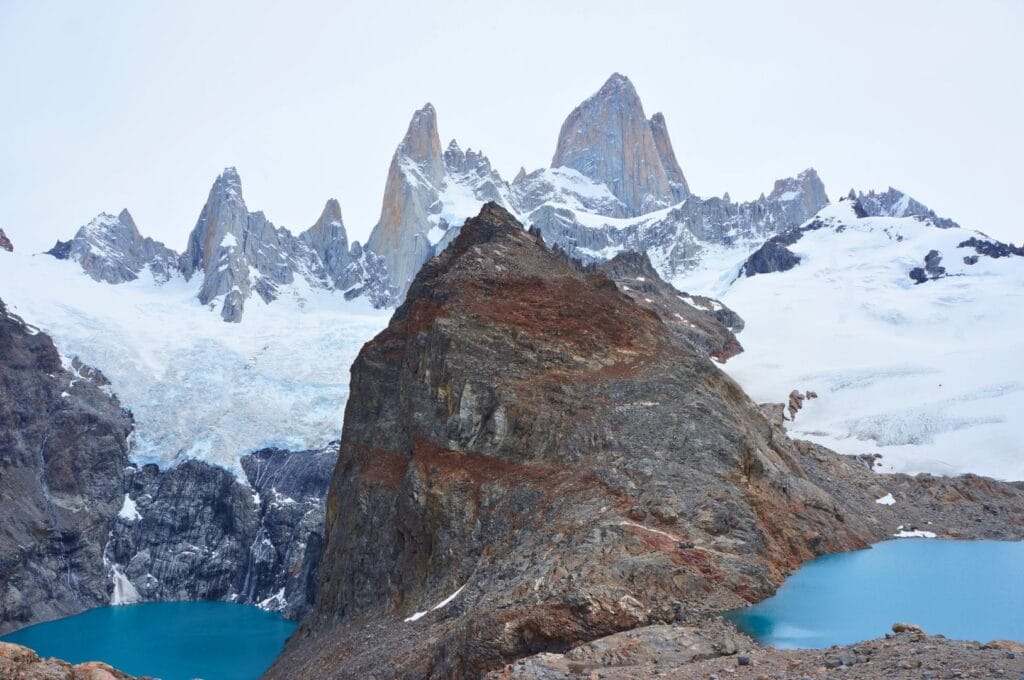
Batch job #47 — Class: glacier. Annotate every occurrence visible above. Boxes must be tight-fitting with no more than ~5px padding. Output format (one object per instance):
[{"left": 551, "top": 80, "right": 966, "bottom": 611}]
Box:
[
  {"left": 0, "top": 252, "right": 390, "bottom": 472},
  {"left": 687, "top": 201, "right": 1024, "bottom": 480}
]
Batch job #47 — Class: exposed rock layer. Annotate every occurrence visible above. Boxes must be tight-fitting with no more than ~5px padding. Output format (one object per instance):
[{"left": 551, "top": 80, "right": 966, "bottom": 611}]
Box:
[{"left": 268, "top": 204, "right": 1024, "bottom": 679}]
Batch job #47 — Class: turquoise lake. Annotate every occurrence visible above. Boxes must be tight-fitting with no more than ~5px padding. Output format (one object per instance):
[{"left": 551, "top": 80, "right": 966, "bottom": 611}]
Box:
[
  {"left": 728, "top": 539, "right": 1024, "bottom": 648},
  {"left": 1, "top": 601, "right": 296, "bottom": 680}
]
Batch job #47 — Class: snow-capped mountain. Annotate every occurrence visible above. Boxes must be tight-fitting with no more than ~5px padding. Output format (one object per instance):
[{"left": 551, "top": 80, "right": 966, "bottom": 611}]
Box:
[
  {"left": 47, "top": 209, "right": 179, "bottom": 284},
  {"left": 362, "top": 73, "right": 827, "bottom": 298},
  {"left": 5, "top": 71, "right": 1022, "bottom": 483},
  {"left": 705, "top": 197, "right": 1024, "bottom": 480},
  {"left": 45, "top": 168, "right": 394, "bottom": 322}
]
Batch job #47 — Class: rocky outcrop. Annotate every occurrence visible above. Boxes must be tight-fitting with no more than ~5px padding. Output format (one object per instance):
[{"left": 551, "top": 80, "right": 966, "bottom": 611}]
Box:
[
  {"left": 105, "top": 444, "right": 336, "bottom": 620},
  {"left": 266, "top": 203, "right": 1024, "bottom": 680},
  {"left": 958, "top": 236, "right": 1024, "bottom": 260},
  {"left": 493, "top": 626, "right": 1024, "bottom": 679},
  {"left": 0, "top": 642, "right": 135, "bottom": 680},
  {"left": 909, "top": 249, "right": 948, "bottom": 284},
  {"left": 854, "top": 187, "right": 960, "bottom": 229},
  {"left": 551, "top": 73, "right": 682, "bottom": 215},
  {"left": 595, "top": 250, "right": 743, "bottom": 361},
  {"left": 0, "top": 228, "right": 13, "bottom": 252},
  {"left": 45, "top": 210, "right": 178, "bottom": 284},
  {"left": 0, "top": 298, "right": 133, "bottom": 635}
]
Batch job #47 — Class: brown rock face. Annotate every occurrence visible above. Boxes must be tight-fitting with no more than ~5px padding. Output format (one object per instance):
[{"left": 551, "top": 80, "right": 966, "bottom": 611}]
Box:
[
  {"left": 268, "top": 203, "right": 929, "bottom": 679},
  {"left": 0, "top": 642, "right": 136, "bottom": 679}
]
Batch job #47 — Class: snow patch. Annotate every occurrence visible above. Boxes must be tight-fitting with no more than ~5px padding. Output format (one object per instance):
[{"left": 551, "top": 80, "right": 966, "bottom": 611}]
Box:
[
  {"left": 404, "top": 584, "right": 467, "bottom": 623},
  {"left": 875, "top": 493, "right": 896, "bottom": 506},
  {"left": 110, "top": 564, "right": 140, "bottom": 605},
  {"left": 117, "top": 494, "right": 141, "bottom": 521}
]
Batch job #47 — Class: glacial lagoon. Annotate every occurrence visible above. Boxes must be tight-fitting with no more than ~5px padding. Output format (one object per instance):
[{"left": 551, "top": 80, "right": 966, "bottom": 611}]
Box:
[
  {"left": 728, "top": 539, "right": 1024, "bottom": 648},
  {"left": 1, "top": 601, "right": 296, "bottom": 680}
]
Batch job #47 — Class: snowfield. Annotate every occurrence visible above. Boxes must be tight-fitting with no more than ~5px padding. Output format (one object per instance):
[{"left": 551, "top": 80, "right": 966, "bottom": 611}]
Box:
[
  {"left": 686, "top": 202, "right": 1024, "bottom": 481},
  {"left": 0, "top": 252, "right": 390, "bottom": 472},
  {"left": 1, "top": 197, "right": 1020, "bottom": 482}
]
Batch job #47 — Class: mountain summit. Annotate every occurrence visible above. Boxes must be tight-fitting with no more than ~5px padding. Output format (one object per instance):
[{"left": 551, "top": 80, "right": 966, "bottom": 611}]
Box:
[{"left": 552, "top": 73, "right": 689, "bottom": 215}]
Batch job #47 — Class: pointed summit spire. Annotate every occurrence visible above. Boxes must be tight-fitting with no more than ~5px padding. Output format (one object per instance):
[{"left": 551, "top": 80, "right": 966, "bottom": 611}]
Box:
[
  {"left": 366, "top": 105, "right": 447, "bottom": 294},
  {"left": 551, "top": 73, "right": 682, "bottom": 215},
  {"left": 397, "top": 103, "right": 445, "bottom": 185},
  {"left": 300, "top": 198, "right": 351, "bottom": 288},
  {"left": 649, "top": 112, "right": 690, "bottom": 201}
]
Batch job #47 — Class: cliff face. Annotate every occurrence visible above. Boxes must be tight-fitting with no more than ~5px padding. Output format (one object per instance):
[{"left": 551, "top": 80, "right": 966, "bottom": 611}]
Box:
[
  {"left": 269, "top": 204, "right": 902, "bottom": 678},
  {"left": 0, "top": 298, "right": 133, "bottom": 634}
]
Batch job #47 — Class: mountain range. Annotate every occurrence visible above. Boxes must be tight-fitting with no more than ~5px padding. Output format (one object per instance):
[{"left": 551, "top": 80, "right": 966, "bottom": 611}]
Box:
[{"left": 41, "top": 73, "right": 838, "bottom": 321}]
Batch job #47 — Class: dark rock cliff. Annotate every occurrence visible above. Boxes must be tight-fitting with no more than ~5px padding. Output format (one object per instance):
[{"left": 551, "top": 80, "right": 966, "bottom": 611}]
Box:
[
  {"left": 268, "top": 203, "right": 1019, "bottom": 679},
  {"left": 104, "top": 444, "right": 336, "bottom": 620},
  {"left": 0, "top": 298, "right": 133, "bottom": 634},
  {"left": 0, "top": 295, "right": 338, "bottom": 632}
]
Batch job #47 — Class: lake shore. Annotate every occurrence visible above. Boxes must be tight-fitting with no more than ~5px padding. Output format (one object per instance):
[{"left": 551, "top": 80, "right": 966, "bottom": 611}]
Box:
[{"left": 491, "top": 623, "right": 1024, "bottom": 679}]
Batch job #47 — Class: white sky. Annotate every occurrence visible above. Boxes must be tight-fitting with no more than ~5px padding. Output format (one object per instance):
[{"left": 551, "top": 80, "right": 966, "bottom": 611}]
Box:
[{"left": 1, "top": 0, "right": 1022, "bottom": 253}]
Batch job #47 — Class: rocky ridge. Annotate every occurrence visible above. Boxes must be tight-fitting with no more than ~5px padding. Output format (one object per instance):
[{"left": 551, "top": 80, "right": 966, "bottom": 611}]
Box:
[
  {"left": 46, "top": 168, "right": 394, "bottom": 322},
  {"left": 267, "top": 204, "right": 1024, "bottom": 679},
  {"left": 0, "top": 228, "right": 13, "bottom": 252},
  {"left": 44, "top": 73, "right": 838, "bottom": 316},
  {"left": 740, "top": 194, "right": 1022, "bottom": 280},
  {"left": 365, "top": 103, "right": 514, "bottom": 297}
]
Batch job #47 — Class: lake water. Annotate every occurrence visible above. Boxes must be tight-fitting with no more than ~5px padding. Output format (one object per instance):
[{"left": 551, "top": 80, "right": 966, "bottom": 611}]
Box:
[
  {"left": 728, "top": 539, "right": 1024, "bottom": 648},
  {"left": 1, "top": 601, "right": 296, "bottom": 680}
]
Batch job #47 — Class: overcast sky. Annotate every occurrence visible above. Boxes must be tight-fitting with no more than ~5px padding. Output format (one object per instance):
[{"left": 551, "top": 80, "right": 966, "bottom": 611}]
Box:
[{"left": 1, "top": 0, "right": 1022, "bottom": 253}]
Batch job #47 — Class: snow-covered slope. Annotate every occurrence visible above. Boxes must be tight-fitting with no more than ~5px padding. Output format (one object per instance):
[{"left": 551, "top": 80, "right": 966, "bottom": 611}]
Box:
[
  {"left": 0, "top": 251, "right": 390, "bottom": 472},
  {"left": 695, "top": 200, "right": 1024, "bottom": 480}
]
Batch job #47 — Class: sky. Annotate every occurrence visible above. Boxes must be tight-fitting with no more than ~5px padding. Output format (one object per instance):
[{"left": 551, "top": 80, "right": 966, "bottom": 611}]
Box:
[{"left": 1, "top": 0, "right": 1022, "bottom": 253}]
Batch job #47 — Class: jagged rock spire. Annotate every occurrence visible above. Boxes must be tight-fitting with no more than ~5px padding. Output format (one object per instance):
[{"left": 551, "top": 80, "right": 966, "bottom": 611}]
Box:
[
  {"left": 649, "top": 112, "right": 690, "bottom": 201},
  {"left": 551, "top": 73, "right": 686, "bottom": 215},
  {"left": 366, "top": 104, "right": 447, "bottom": 295},
  {"left": 300, "top": 199, "right": 351, "bottom": 287}
]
